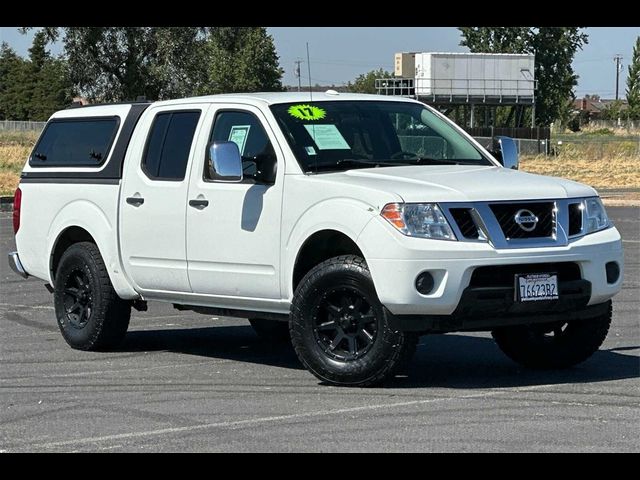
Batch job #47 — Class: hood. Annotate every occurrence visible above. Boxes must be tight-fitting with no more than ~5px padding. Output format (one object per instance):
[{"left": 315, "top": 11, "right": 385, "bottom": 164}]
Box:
[{"left": 323, "top": 165, "right": 597, "bottom": 203}]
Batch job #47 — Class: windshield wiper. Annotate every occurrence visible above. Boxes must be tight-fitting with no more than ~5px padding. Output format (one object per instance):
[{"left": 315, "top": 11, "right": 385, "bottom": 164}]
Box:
[
  {"left": 336, "top": 159, "right": 415, "bottom": 168},
  {"left": 336, "top": 159, "right": 390, "bottom": 168},
  {"left": 409, "top": 157, "right": 460, "bottom": 165},
  {"left": 405, "top": 157, "right": 482, "bottom": 165},
  {"left": 311, "top": 159, "right": 405, "bottom": 174},
  {"left": 311, "top": 159, "right": 393, "bottom": 172}
]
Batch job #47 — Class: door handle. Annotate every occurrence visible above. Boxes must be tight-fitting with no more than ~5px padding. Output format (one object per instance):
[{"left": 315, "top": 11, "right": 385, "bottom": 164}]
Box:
[
  {"left": 189, "top": 199, "right": 209, "bottom": 209},
  {"left": 126, "top": 196, "right": 145, "bottom": 207}
]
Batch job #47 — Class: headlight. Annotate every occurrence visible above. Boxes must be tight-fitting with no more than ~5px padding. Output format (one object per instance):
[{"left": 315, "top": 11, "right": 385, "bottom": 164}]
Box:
[
  {"left": 584, "top": 197, "right": 610, "bottom": 234},
  {"left": 381, "top": 203, "right": 456, "bottom": 240}
]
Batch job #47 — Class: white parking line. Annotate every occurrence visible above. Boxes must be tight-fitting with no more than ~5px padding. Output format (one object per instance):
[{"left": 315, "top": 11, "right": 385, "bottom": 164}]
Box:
[
  {"left": 622, "top": 240, "right": 640, "bottom": 244},
  {"left": 0, "top": 358, "right": 231, "bottom": 382},
  {"left": 33, "top": 386, "right": 553, "bottom": 449},
  {"left": 45, "top": 359, "right": 228, "bottom": 378},
  {"left": 0, "top": 303, "right": 54, "bottom": 310}
]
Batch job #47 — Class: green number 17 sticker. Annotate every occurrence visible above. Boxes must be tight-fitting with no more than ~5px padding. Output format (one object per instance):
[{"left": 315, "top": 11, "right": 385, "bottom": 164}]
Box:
[{"left": 288, "top": 104, "right": 326, "bottom": 121}]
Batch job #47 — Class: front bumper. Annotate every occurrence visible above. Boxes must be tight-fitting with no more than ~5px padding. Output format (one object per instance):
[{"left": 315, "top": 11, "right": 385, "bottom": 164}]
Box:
[
  {"left": 8, "top": 251, "right": 29, "bottom": 278},
  {"left": 360, "top": 216, "right": 623, "bottom": 316},
  {"left": 389, "top": 283, "right": 611, "bottom": 333}
]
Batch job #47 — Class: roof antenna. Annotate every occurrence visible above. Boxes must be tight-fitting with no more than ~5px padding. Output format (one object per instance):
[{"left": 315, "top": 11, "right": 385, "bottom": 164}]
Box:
[
  {"left": 306, "top": 42, "right": 313, "bottom": 102},
  {"left": 306, "top": 42, "right": 317, "bottom": 174}
]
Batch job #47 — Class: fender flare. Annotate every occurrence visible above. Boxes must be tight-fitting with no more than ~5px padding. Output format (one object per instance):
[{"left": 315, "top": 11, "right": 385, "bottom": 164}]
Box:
[
  {"left": 47, "top": 199, "right": 139, "bottom": 299},
  {"left": 283, "top": 197, "right": 376, "bottom": 299}
]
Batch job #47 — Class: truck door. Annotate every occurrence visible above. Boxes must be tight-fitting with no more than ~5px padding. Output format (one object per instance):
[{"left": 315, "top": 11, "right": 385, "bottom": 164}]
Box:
[
  {"left": 120, "top": 104, "right": 207, "bottom": 294},
  {"left": 185, "top": 105, "right": 283, "bottom": 300}
]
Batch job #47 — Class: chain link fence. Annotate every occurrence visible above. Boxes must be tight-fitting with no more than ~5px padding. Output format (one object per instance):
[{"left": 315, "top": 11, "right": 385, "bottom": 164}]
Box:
[
  {"left": 0, "top": 120, "right": 47, "bottom": 132},
  {"left": 2, "top": 120, "right": 638, "bottom": 159},
  {"left": 474, "top": 136, "right": 550, "bottom": 156}
]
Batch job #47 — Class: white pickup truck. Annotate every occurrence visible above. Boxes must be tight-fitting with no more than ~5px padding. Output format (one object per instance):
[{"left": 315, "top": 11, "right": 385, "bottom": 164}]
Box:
[{"left": 8, "top": 92, "right": 623, "bottom": 386}]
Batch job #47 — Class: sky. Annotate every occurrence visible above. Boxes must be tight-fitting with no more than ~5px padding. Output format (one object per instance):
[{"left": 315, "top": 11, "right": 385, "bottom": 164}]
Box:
[{"left": 2, "top": 27, "right": 639, "bottom": 99}]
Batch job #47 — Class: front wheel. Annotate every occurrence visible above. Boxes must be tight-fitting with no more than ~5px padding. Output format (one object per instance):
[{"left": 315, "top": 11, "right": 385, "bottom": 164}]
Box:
[
  {"left": 290, "top": 255, "right": 416, "bottom": 387},
  {"left": 492, "top": 301, "right": 612, "bottom": 369}
]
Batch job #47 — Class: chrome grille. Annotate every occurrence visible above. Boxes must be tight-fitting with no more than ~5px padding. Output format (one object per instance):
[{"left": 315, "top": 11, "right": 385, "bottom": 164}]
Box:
[
  {"left": 449, "top": 208, "right": 479, "bottom": 239},
  {"left": 441, "top": 199, "right": 585, "bottom": 249},
  {"left": 489, "top": 202, "right": 554, "bottom": 239}
]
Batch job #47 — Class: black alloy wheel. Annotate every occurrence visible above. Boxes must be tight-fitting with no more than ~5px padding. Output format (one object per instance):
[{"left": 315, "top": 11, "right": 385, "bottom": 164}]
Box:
[
  {"left": 312, "top": 286, "right": 378, "bottom": 362},
  {"left": 62, "top": 268, "right": 94, "bottom": 329}
]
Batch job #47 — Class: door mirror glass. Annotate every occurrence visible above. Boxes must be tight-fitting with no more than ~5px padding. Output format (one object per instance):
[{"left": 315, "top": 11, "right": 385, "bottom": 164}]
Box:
[
  {"left": 207, "top": 141, "right": 243, "bottom": 182},
  {"left": 492, "top": 136, "right": 519, "bottom": 170}
]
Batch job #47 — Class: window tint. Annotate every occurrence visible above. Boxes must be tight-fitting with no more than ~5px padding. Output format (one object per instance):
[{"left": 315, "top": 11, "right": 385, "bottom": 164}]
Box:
[
  {"left": 208, "top": 111, "right": 275, "bottom": 181},
  {"left": 30, "top": 117, "right": 119, "bottom": 167},
  {"left": 143, "top": 111, "right": 201, "bottom": 180}
]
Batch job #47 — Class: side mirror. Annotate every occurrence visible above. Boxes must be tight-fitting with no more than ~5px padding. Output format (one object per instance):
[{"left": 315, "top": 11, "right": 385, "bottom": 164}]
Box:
[
  {"left": 207, "top": 141, "right": 243, "bottom": 182},
  {"left": 254, "top": 153, "right": 277, "bottom": 185},
  {"left": 492, "top": 136, "right": 519, "bottom": 170}
]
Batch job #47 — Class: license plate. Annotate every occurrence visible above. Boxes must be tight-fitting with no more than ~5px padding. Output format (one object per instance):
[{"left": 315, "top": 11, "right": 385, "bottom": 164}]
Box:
[{"left": 515, "top": 273, "right": 559, "bottom": 302}]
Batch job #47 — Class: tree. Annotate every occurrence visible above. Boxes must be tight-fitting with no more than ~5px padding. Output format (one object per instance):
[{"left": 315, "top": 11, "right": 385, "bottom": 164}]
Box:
[
  {"left": 626, "top": 36, "right": 640, "bottom": 120},
  {"left": 601, "top": 100, "right": 627, "bottom": 121},
  {"left": 27, "top": 32, "right": 73, "bottom": 120},
  {"left": 0, "top": 43, "right": 30, "bottom": 120},
  {"left": 0, "top": 35, "right": 76, "bottom": 121},
  {"left": 202, "top": 27, "right": 283, "bottom": 94},
  {"left": 26, "top": 27, "right": 284, "bottom": 102},
  {"left": 27, "top": 27, "right": 210, "bottom": 102},
  {"left": 347, "top": 69, "right": 393, "bottom": 94},
  {"left": 458, "top": 27, "right": 529, "bottom": 53},
  {"left": 459, "top": 27, "right": 588, "bottom": 127}
]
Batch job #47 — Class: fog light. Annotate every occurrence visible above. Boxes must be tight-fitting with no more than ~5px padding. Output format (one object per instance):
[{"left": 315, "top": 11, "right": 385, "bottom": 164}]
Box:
[
  {"left": 415, "top": 271, "right": 435, "bottom": 295},
  {"left": 605, "top": 262, "right": 620, "bottom": 284}
]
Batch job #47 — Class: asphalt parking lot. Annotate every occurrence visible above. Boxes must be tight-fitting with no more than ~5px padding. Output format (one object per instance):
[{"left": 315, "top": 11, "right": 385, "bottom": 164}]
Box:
[{"left": 1, "top": 208, "right": 638, "bottom": 452}]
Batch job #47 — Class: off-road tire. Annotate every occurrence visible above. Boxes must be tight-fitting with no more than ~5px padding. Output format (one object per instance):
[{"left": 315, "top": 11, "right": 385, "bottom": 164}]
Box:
[
  {"left": 290, "top": 255, "right": 414, "bottom": 387},
  {"left": 53, "top": 242, "right": 131, "bottom": 351},
  {"left": 492, "top": 301, "right": 612, "bottom": 369}
]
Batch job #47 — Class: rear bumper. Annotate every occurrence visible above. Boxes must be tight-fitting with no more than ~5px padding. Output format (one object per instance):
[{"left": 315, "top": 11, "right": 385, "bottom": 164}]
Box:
[
  {"left": 390, "top": 282, "right": 608, "bottom": 333},
  {"left": 8, "top": 251, "right": 29, "bottom": 278}
]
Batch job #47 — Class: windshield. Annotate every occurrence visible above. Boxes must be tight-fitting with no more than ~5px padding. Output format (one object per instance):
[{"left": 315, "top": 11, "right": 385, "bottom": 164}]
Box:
[{"left": 270, "top": 101, "right": 491, "bottom": 173}]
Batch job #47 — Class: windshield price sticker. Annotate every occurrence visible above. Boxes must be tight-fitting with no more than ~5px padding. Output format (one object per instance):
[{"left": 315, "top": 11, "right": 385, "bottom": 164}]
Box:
[
  {"left": 288, "top": 104, "right": 326, "bottom": 121},
  {"left": 304, "top": 124, "right": 350, "bottom": 150},
  {"left": 228, "top": 125, "right": 250, "bottom": 155}
]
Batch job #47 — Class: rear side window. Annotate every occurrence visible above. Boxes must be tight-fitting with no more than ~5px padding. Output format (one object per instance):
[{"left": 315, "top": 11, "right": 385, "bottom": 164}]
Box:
[
  {"left": 29, "top": 117, "right": 119, "bottom": 167},
  {"left": 142, "top": 111, "right": 201, "bottom": 180}
]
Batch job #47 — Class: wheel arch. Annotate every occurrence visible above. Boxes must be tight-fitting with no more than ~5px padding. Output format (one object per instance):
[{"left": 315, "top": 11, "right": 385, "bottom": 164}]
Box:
[
  {"left": 50, "top": 226, "right": 95, "bottom": 280},
  {"left": 291, "top": 229, "right": 365, "bottom": 294},
  {"left": 284, "top": 198, "right": 377, "bottom": 300},
  {"left": 47, "top": 200, "right": 138, "bottom": 299}
]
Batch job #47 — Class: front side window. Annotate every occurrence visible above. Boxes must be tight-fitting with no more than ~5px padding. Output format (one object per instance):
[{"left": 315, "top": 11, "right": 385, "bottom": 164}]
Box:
[
  {"left": 142, "top": 111, "right": 201, "bottom": 180},
  {"left": 270, "top": 101, "right": 491, "bottom": 173},
  {"left": 30, "top": 117, "right": 119, "bottom": 167},
  {"left": 207, "top": 110, "right": 276, "bottom": 182}
]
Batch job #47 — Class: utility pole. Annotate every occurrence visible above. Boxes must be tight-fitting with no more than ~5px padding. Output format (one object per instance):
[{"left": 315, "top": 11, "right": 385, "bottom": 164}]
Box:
[
  {"left": 614, "top": 54, "right": 623, "bottom": 100},
  {"left": 294, "top": 60, "right": 303, "bottom": 92}
]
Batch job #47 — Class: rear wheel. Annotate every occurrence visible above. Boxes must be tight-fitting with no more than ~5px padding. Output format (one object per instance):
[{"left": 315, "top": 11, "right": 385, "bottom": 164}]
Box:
[
  {"left": 492, "top": 301, "right": 612, "bottom": 369},
  {"left": 53, "top": 242, "right": 130, "bottom": 351},
  {"left": 290, "top": 255, "right": 414, "bottom": 387}
]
